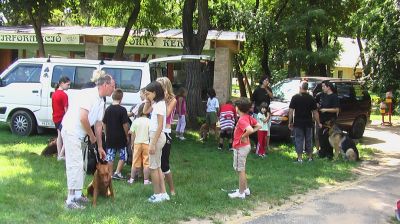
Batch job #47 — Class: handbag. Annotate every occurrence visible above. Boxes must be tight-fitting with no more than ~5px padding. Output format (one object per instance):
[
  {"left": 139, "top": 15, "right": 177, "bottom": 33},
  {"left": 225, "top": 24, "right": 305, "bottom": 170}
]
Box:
[{"left": 83, "top": 135, "right": 101, "bottom": 175}]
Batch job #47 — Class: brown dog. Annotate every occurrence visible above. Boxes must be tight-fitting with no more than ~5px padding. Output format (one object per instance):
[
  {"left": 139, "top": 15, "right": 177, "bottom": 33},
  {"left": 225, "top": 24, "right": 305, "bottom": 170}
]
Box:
[
  {"left": 87, "top": 163, "right": 114, "bottom": 207},
  {"left": 326, "top": 121, "right": 359, "bottom": 161},
  {"left": 40, "top": 138, "right": 57, "bottom": 156}
]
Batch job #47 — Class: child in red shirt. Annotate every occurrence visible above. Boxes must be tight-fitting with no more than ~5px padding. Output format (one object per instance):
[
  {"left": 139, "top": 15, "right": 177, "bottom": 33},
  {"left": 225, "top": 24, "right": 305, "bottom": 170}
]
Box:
[{"left": 228, "top": 98, "right": 261, "bottom": 199}]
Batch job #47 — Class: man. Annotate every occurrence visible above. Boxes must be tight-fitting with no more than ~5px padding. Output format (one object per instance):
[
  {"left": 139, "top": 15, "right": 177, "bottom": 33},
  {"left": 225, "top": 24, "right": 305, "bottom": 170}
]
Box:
[
  {"left": 61, "top": 74, "right": 115, "bottom": 209},
  {"left": 317, "top": 80, "right": 340, "bottom": 159},
  {"left": 288, "top": 81, "right": 322, "bottom": 163},
  {"left": 251, "top": 76, "right": 273, "bottom": 113}
]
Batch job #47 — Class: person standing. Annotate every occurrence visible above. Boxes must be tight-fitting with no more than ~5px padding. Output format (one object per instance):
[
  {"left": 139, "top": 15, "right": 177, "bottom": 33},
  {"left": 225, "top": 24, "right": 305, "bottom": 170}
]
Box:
[
  {"left": 61, "top": 75, "right": 115, "bottom": 209},
  {"left": 175, "top": 87, "right": 187, "bottom": 140},
  {"left": 52, "top": 76, "right": 70, "bottom": 161},
  {"left": 256, "top": 102, "right": 271, "bottom": 157},
  {"left": 218, "top": 100, "right": 236, "bottom": 150},
  {"left": 200, "top": 88, "right": 219, "bottom": 141},
  {"left": 288, "top": 81, "right": 322, "bottom": 163},
  {"left": 317, "top": 80, "right": 339, "bottom": 159},
  {"left": 228, "top": 98, "right": 261, "bottom": 199},
  {"left": 103, "top": 88, "right": 130, "bottom": 180}
]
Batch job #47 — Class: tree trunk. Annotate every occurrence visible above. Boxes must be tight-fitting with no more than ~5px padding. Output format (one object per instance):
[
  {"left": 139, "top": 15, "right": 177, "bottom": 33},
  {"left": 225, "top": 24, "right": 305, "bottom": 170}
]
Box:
[
  {"left": 305, "top": 21, "right": 315, "bottom": 76},
  {"left": 260, "top": 38, "right": 271, "bottom": 79},
  {"left": 26, "top": 10, "right": 45, "bottom": 57},
  {"left": 182, "top": 0, "right": 209, "bottom": 128},
  {"left": 113, "top": 0, "right": 141, "bottom": 60},
  {"left": 356, "top": 32, "right": 369, "bottom": 76},
  {"left": 233, "top": 56, "right": 247, "bottom": 97},
  {"left": 315, "top": 32, "right": 327, "bottom": 76}
]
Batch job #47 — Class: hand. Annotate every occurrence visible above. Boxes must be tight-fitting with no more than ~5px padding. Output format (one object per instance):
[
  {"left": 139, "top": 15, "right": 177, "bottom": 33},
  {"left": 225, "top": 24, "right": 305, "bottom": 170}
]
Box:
[
  {"left": 318, "top": 123, "right": 323, "bottom": 128},
  {"left": 98, "top": 147, "right": 106, "bottom": 160},
  {"left": 149, "top": 144, "right": 155, "bottom": 155},
  {"left": 320, "top": 108, "right": 327, "bottom": 113},
  {"left": 89, "top": 134, "right": 96, "bottom": 144},
  {"left": 240, "top": 136, "right": 247, "bottom": 144},
  {"left": 288, "top": 123, "right": 293, "bottom": 131}
]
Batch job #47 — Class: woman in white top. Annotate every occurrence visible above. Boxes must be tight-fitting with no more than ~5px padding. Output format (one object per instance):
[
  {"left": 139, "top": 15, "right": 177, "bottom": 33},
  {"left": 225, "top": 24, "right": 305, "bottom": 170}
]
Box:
[
  {"left": 200, "top": 88, "right": 219, "bottom": 141},
  {"left": 143, "top": 81, "right": 168, "bottom": 203}
]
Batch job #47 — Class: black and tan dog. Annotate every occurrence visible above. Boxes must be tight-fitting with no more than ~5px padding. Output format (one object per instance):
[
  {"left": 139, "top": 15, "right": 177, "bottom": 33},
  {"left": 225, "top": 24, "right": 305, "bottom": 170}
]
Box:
[
  {"left": 87, "top": 162, "right": 114, "bottom": 207},
  {"left": 326, "top": 121, "right": 359, "bottom": 161}
]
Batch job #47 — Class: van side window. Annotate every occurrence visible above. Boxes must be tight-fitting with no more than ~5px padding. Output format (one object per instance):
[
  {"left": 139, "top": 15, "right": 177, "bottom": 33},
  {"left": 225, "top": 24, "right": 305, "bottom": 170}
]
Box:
[
  {"left": 335, "top": 83, "right": 353, "bottom": 99},
  {"left": 51, "top": 66, "right": 96, "bottom": 89},
  {"left": 2, "top": 64, "right": 42, "bottom": 86},
  {"left": 102, "top": 67, "right": 142, "bottom": 93}
]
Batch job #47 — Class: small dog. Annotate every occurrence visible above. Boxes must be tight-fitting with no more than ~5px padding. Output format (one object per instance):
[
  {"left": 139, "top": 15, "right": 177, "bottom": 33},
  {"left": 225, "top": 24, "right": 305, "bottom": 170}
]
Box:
[
  {"left": 326, "top": 121, "right": 359, "bottom": 161},
  {"left": 87, "top": 162, "right": 114, "bottom": 207},
  {"left": 40, "top": 138, "right": 57, "bottom": 156}
]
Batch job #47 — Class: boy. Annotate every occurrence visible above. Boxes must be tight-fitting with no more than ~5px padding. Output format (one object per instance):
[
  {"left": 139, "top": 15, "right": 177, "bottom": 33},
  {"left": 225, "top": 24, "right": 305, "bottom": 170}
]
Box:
[
  {"left": 103, "top": 88, "right": 130, "bottom": 179},
  {"left": 228, "top": 98, "right": 261, "bottom": 199},
  {"left": 218, "top": 100, "right": 236, "bottom": 150},
  {"left": 127, "top": 104, "right": 151, "bottom": 185}
]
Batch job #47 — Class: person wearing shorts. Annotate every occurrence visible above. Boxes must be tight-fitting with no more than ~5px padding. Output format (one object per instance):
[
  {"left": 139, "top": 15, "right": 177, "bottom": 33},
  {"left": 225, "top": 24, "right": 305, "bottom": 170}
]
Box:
[{"left": 228, "top": 98, "right": 261, "bottom": 199}]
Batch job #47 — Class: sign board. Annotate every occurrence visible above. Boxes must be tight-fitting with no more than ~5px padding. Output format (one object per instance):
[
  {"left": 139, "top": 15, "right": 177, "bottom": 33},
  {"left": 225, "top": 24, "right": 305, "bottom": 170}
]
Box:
[
  {"left": 103, "top": 35, "right": 211, "bottom": 50},
  {"left": 0, "top": 33, "right": 80, "bottom": 44}
]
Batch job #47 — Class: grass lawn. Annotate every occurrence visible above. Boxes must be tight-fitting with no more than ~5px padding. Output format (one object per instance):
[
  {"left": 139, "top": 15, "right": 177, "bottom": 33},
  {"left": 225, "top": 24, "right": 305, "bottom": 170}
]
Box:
[{"left": 0, "top": 122, "right": 375, "bottom": 224}]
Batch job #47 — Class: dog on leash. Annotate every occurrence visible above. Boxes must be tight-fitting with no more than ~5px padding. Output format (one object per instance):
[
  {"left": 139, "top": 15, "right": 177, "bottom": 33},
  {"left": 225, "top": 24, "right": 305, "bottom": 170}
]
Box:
[
  {"left": 40, "top": 138, "right": 58, "bottom": 156},
  {"left": 87, "top": 162, "right": 114, "bottom": 207},
  {"left": 326, "top": 121, "right": 359, "bottom": 161}
]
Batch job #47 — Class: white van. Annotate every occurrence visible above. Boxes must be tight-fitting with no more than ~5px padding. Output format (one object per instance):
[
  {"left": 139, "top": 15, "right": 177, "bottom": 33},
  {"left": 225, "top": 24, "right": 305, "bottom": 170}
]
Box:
[{"left": 0, "top": 57, "right": 151, "bottom": 136}]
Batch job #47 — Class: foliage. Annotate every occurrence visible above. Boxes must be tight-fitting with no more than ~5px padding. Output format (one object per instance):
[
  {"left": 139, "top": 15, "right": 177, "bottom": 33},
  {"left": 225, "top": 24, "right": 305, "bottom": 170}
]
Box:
[{"left": 0, "top": 122, "right": 374, "bottom": 223}]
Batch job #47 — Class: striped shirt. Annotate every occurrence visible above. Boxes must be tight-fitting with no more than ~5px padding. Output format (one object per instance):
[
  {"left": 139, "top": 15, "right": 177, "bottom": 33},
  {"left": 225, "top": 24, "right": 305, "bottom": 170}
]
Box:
[{"left": 219, "top": 104, "right": 236, "bottom": 131}]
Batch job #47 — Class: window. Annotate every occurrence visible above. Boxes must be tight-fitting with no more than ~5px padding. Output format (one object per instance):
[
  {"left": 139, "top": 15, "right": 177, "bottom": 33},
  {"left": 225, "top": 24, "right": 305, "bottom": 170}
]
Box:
[
  {"left": 335, "top": 82, "right": 353, "bottom": 99},
  {"left": 338, "top": 70, "right": 343, "bottom": 78},
  {"left": 102, "top": 67, "right": 142, "bottom": 93},
  {"left": 2, "top": 64, "right": 42, "bottom": 86},
  {"left": 51, "top": 65, "right": 96, "bottom": 89}
]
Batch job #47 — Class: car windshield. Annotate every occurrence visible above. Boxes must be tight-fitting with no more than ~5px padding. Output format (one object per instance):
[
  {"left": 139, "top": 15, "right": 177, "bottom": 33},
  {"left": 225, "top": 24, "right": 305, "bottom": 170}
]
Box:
[{"left": 272, "top": 79, "right": 316, "bottom": 101}]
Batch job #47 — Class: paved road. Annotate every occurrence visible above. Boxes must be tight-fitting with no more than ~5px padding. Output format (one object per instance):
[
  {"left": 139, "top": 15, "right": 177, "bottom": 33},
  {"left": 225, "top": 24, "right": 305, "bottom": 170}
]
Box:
[{"left": 242, "top": 122, "right": 400, "bottom": 224}]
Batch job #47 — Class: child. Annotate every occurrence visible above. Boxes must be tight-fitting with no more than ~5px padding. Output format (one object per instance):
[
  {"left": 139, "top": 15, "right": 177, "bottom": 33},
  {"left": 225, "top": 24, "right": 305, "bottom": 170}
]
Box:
[
  {"left": 143, "top": 81, "right": 168, "bottom": 203},
  {"left": 127, "top": 104, "right": 151, "bottom": 185},
  {"left": 200, "top": 88, "right": 219, "bottom": 141},
  {"left": 256, "top": 102, "right": 271, "bottom": 157},
  {"left": 103, "top": 88, "right": 130, "bottom": 180},
  {"left": 228, "top": 98, "right": 261, "bottom": 199},
  {"left": 52, "top": 76, "right": 70, "bottom": 161},
  {"left": 175, "top": 87, "right": 187, "bottom": 140},
  {"left": 218, "top": 100, "right": 236, "bottom": 150}
]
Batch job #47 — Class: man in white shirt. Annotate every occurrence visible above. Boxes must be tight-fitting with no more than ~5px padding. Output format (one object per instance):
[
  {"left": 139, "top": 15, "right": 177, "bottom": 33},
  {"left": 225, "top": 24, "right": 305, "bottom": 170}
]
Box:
[{"left": 61, "top": 74, "right": 115, "bottom": 210}]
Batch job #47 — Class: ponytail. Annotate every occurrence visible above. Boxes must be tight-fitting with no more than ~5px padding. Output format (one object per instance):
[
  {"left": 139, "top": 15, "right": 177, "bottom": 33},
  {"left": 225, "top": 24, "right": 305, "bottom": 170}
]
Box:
[{"left": 55, "top": 76, "right": 70, "bottom": 90}]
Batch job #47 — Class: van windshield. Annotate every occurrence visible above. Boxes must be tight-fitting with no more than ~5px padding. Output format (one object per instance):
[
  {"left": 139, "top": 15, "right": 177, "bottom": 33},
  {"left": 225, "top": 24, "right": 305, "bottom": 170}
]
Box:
[{"left": 272, "top": 79, "right": 316, "bottom": 102}]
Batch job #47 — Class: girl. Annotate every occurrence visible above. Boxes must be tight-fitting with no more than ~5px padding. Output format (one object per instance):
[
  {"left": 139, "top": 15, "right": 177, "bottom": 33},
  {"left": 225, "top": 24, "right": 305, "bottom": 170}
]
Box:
[
  {"left": 52, "top": 76, "right": 71, "bottom": 160},
  {"left": 143, "top": 81, "right": 168, "bottom": 203},
  {"left": 200, "top": 88, "right": 219, "bottom": 141},
  {"left": 156, "top": 77, "right": 177, "bottom": 196},
  {"left": 256, "top": 102, "right": 271, "bottom": 157},
  {"left": 175, "top": 87, "right": 187, "bottom": 140}
]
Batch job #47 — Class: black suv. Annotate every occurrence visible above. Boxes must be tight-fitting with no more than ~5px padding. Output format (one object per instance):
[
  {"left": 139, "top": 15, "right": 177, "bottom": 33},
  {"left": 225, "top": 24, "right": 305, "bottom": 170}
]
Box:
[{"left": 270, "top": 77, "right": 371, "bottom": 139}]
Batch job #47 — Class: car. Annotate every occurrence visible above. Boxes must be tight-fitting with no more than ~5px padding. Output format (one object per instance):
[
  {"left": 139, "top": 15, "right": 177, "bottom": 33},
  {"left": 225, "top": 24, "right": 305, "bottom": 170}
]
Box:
[{"left": 269, "top": 77, "right": 371, "bottom": 140}]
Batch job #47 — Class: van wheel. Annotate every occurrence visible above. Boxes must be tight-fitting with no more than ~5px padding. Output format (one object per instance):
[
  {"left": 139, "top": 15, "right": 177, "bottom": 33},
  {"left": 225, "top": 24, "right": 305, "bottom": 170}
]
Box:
[
  {"left": 10, "top": 110, "right": 36, "bottom": 136},
  {"left": 350, "top": 117, "right": 366, "bottom": 139}
]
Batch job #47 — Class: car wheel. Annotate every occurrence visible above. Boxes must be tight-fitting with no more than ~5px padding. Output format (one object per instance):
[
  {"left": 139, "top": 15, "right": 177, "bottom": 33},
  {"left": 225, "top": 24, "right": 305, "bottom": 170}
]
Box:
[
  {"left": 350, "top": 117, "right": 366, "bottom": 139},
  {"left": 10, "top": 110, "right": 36, "bottom": 136}
]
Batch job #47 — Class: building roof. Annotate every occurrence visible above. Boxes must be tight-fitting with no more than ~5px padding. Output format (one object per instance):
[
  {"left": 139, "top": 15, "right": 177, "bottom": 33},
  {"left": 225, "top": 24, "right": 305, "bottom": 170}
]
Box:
[
  {"left": 336, "top": 37, "right": 364, "bottom": 69},
  {"left": 0, "top": 26, "right": 245, "bottom": 42}
]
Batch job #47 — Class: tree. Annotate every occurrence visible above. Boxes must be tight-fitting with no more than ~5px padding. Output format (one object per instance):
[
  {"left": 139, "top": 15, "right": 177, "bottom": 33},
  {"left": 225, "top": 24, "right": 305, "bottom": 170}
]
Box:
[
  {"left": 182, "top": 0, "right": 209, "bottom": 127},
  {"left": 1, "top": 0, "right": 63, "bottom": 57}
]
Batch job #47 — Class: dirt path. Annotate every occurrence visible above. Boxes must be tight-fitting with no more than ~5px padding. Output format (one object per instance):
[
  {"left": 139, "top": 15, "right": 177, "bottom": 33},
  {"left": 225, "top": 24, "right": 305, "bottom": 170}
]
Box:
[{"left": 184, "top": 121, "right": 400, "bottom": 224}]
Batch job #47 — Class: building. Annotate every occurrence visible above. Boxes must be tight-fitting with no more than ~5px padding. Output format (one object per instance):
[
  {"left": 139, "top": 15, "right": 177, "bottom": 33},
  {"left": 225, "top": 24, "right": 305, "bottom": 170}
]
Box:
[
  {"left": 0, "top": 26, "right": 245, "bottom": 103},
  {"left": 332, "top": 37, "right": 364, "bottom": 79}
]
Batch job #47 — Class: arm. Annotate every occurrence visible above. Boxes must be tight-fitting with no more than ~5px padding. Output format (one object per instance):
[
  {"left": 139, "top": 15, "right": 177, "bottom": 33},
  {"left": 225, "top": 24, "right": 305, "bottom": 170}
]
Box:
[
  {"left": 266, "top": 86, "right": 273, "bottom": 98},
  {"left": 94, "top": 120, "right": 106, "bottom": 159},
  {"left": 130, "top": 132, "right": 136, "bottom": 147},
  {"left": 149, "top": 114, "right": 164, "bottom": 155},
  {"left": 166, "top": 98, "right": 177, "bottom": 117},
  {"left": 123, "top": 122, "right": 129, "bottom": 143},
  {"left": 177, "top": 97, "right": 183, "bottom": 115},
  {"left": 80, "top": 108, "right": 96, "bottom": 143},
  {"left": 320, "top": 107, "right": 339, "bottom": 114},
  {"left": 288, "top": 108, "right": 294, "bottom": 130},
  {"left": 312, "top": 110, "right": 322, "bottom": 128}
]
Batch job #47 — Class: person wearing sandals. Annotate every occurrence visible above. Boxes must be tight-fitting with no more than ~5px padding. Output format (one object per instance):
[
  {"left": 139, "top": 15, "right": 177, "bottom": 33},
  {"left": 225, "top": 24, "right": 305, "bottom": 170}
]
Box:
[
  {"left": 156, "top": 77, "right": 177, "bottom": 196},
  {"left": 61, "top": 75, "right": 114, "bottom": 209},
  {"left": 143, "top": 81, "right": 168, "bottom": 203}
]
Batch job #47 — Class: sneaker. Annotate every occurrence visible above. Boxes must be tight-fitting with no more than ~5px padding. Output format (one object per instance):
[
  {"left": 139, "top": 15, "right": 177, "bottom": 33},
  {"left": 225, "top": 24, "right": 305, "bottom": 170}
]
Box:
[
  {"left": 73, "top": 195, "right": 90, "bottom": 204},
  {"left": 143, "top": 180, "right": 152, "bottom": 185},
  {"left": 65, "top": 201, "right": 85, "bottom": 210},
  {"left": 179, "top": 136, "right": 186, "bottom": 140},
  {"left": 229, "top": 148, "right": 234, "bottom": 151},
  {"left": 234, "top": 188, "right": 251, "bottom": 196},
  {"left": 127, "top": 178, "right": 135, "bottom": 184},
  {"left": 57, "top": 156, "right": 65, "bottom": 161},
  {"left": 112, "top": 173, "right": 124, "bottom": 180},
  {"left": 199, "top": 137, "right": 204, "bottom": 141},
  {"left": 218, "top": 146, "right": 222, "bottom": 150},
  {"left": 294, "top": 159, "right": 303, "bottom": 164},
  {"left": 148, "top": 194, "right": 163, "bottom": 203},
  {"left": 308, "top": 158, "right": 314, "bottom": 162},
  {"left": 161, "top": 193, "right": 170, "bottom": 201},
  {"left": 228, "top": 190, "right": 245, "bottom": 199}
]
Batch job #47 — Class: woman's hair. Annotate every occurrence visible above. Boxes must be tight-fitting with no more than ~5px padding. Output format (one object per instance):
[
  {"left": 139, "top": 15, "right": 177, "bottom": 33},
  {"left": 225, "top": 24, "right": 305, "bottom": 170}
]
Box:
[
  {"left": 259, "top": 75, "right": 269, "bottom": 85},
  {"left": 259, "top": 102, "right": 270, "bottom": 114},
  {"left": 156, "top": 77, "right": 175, "bottom": 101},
  {"left": 145, "top": 81, "right": 165, "bottom": 102},
  {"left": 91, "top": 70, "right": 106, "bottom": 83},
  {"left": 137, "top": 103, "right": 145, "bottom": 117},
  {"left": 55, "top": 76, "right": 70, "bottom": 90},
  {"left": 207, "top": 88, "right": 216, "bottom": 99},
  {"left": 235, "top": 97, "right": 252, "bottom": 113},
  {"left": 176, "top": 87, "right": 187, "bottom": 97}
]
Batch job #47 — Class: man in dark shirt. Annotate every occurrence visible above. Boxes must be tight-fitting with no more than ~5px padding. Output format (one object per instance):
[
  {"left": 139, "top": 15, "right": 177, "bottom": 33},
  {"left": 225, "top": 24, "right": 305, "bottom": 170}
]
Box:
[
  {"left": 288, "top": 81, "right": 322, "bottom": 163},
  {"left": 317, "top": 80, "right": 340, "bottom": 159}
]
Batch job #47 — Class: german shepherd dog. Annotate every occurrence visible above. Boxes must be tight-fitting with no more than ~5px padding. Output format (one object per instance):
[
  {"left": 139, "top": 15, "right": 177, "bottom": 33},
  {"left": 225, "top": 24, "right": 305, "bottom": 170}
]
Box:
[
  {"left": 326, "top": 121, "right": 359, "bottom": 161},
  {"left": 87, "top": 162, "right": 114, "bottom": 207}
]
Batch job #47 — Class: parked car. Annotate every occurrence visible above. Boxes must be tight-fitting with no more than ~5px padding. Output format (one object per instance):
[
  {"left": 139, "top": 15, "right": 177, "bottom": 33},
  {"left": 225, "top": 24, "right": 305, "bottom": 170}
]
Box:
[{"left": 269, "top": 77, "right": 371, "bottom": 139}]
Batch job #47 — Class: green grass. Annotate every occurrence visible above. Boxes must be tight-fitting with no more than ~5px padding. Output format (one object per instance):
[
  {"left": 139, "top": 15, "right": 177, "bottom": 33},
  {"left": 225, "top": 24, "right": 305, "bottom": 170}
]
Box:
[
  {"left": 0, "top": 122, "right": 376, "bottom": 224},
  {"left": 370, "top": 114, "right": 400, "bottom": 122}
]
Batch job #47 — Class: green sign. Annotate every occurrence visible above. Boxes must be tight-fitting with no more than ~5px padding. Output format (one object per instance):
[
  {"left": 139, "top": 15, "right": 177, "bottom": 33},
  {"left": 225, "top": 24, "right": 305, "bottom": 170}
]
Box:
[{"left": 0, "top": 33, "right": 80, "bottom": 44}]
